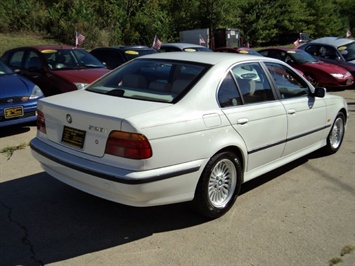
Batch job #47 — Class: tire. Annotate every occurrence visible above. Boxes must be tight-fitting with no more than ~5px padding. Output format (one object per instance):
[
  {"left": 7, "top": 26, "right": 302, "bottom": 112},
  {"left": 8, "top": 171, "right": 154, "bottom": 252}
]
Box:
[
  {"left": 323, "top": 112, "right": 345, "bottom": 154},
  {"left": 194, "top": 151, "right": 242, "bottom": 219}
]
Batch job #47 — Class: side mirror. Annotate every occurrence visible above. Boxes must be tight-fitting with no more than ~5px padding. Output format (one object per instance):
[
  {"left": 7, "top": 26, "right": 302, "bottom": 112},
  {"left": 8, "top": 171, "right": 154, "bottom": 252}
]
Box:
[{"left": 313, "top": 87, "right": 326, "bottom": 98}]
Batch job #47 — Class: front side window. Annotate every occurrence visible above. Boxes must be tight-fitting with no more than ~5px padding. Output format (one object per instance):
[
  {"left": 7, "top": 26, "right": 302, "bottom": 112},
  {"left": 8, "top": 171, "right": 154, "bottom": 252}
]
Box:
[
  {"left": 265, "top": 62, "right": 309, "bottom": 99},
  {"left": 24, "top": 51, "right": 42, "bottom": 71}
]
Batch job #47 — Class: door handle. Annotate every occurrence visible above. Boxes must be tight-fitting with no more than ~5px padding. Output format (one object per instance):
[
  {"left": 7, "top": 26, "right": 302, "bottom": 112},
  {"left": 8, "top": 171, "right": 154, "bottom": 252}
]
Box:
[
  {"left": 288, "top": 109, "right": 296, "bottom": 115},
  {"left": 237, "top": 118, "right": 249, "bottom": 125}
]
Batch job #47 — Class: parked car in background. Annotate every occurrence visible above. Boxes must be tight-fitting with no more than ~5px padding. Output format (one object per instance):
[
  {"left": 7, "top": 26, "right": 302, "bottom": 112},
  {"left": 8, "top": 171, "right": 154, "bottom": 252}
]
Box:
[
  {"left": 214, "top": 47, "right": 262, "bottom": 56},
  {"left": 0, "top": 60, "right": 43, "bottom": 127},
  {"left": 159, "top": 43, "right": 212, "bottom": 52},
  {"left": 90, "top": 46, "right": 158, "bottom": 70},
  {"left": 299, "top": 37, "right": 355, "bottom": 82},
  {"left": 259, "top": 48, "right": 354, "bottom": 89},
  {"left": 260, "top": 32, "right": 311, "bottom": 47},
  {"left": 1, "top": 45, "right": 110, "bottom": 96},
  {"left": 31, "top": 52, "right": 348, "bottom": 219}
]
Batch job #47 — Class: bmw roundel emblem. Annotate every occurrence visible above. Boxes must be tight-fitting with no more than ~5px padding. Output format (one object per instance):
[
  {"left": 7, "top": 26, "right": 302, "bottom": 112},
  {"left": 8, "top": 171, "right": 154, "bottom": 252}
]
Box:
[{"left": 66, "top": 114, "right": 72, "bottom": 124}]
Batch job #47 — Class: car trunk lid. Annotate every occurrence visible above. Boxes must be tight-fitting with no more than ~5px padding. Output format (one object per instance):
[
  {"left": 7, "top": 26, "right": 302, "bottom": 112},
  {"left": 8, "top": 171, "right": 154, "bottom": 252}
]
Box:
[{"left": 38, "top": 90, "right": 169, "bottom": 157}]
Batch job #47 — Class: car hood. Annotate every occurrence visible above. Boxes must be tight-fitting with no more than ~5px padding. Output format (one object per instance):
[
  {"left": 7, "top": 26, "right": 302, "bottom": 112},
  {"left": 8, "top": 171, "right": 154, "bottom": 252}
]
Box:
[
  {"left": 0, "top": 74, "right": 34, "bottom": 96},
  {"left": 304, "top": 61, "right": 348, "bottom": 74},
  {"left": 52, "top": 68, "right": 110, "bottom": 83}
]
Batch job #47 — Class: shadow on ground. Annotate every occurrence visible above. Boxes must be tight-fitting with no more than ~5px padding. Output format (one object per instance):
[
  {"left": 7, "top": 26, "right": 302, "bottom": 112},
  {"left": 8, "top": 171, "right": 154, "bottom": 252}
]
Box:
[{"left": 0, "top": 153, "right": 313, "bottom": 265}]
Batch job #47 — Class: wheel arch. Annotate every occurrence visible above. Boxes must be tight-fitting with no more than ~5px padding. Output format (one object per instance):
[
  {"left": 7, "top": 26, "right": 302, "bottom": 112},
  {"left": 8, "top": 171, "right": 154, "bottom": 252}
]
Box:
[
  {"left": 339, "top": 108, "right": 348, "bottom": 124},
  {"left": 210, "top": 145, "right": 246, "bottom": 182}
]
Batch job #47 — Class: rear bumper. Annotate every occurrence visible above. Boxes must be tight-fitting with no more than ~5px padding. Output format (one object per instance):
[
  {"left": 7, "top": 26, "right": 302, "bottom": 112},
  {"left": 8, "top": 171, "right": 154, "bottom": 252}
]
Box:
[{"left": 30, "top": 138, "right": 204, "bottom": 206}]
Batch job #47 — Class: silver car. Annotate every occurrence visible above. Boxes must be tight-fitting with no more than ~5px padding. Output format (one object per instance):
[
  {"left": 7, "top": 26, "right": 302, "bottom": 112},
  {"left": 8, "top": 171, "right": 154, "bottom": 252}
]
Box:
[{"left": 299, "top": 37, "right": 355, "bottom": 80}]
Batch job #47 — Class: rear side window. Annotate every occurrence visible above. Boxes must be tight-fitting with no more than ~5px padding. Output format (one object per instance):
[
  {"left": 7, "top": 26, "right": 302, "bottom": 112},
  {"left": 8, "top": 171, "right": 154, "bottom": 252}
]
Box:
[
  {"left": 232, "top": 62, "right": 275, "bottom": 104},
  {"left": 8, "top": 51, "right": 25, "bottom": 68},
  {"left": 218, "top": 72, "right": 242, "bottom": 107},
  {"left": 218, "top": 62, "right": 275, "bottom": 107}
]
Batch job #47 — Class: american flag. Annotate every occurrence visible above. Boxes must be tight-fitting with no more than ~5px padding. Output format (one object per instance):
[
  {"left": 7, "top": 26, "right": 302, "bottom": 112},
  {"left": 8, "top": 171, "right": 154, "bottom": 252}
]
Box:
[
  {"left": 293, "top": 39, "right": 300, "bottom": 48},
  {"left": 199, "top": 34, "right": 206, "bottom": 45},
  {"left": 152, "top": 35, "right": 162, "bottom": 50},
  {"left": 75, "top": 32, "right": 85, "bottom": 47},
  {"left": 346, "top": 29, "right": 351, "bottom": 38}
]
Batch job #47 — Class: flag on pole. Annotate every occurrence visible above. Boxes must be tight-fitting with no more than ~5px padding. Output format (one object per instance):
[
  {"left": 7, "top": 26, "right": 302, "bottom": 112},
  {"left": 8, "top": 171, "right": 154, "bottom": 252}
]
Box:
[
  {"left": 152, "top": 35, "right": 162, "bottom": 50},
  {"left": 75, "top": 32, "right": 85, "bottom": 47},
  {"left": 293, "top": 39, "right": 300, "bottom": 48},
  {"left": 346, "top": 29, "right": 351, "bottom": 38},
  {"left": 199, "top": 34, "right": 206, "bottom": 45}
]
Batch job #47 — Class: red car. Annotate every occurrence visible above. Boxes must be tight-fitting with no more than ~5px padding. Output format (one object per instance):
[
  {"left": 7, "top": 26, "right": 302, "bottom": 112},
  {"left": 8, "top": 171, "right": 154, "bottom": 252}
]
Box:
[
  {"left": 1, "top": 45, "right": 111, "bottom": 96},
  {"left": 258, "top": 48, "right": 354, "bottom": 89}
]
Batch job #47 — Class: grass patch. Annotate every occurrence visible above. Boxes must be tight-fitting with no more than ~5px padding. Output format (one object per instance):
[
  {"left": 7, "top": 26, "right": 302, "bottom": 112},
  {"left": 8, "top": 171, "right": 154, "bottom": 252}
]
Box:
[
  {"left": 1, "top": 142, "right": 29, "bottom": 159},
  {"left": 329, "top": 257, "right": 342, "bottom": 265},
  {"left": 0, "top": 33, "right": 61, "bottom": 56},
  {"left": 329, "top": 245, "right": 355, "bottom": 265},
  {"left": 340, "top": 245, "right": 355, "bottom": 256}
]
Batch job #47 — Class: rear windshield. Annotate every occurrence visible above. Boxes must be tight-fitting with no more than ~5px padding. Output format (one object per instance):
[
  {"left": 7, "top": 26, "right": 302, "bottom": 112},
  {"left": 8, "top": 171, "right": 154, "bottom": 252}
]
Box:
[{"left": 87, "top": 59, "right": 210, "bottom": 103}]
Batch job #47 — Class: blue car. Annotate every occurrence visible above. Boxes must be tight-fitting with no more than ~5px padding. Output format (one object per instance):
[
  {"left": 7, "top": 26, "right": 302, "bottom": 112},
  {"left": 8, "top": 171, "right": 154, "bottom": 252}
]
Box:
[{"left": 0, "top": 60, "right": 43, "bottom": 127}]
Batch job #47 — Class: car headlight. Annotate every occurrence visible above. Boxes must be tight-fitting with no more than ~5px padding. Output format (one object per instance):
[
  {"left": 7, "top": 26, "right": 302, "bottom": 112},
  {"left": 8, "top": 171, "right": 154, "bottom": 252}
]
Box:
[
  {"left": 330, "top": 72, "right": 351, "bottom": 79},
  {"left": 29, "top": 85, "right": 44, "bottom": 99},
  {"left": 74, "top": 82, "right": 89, "bottom": 90}
]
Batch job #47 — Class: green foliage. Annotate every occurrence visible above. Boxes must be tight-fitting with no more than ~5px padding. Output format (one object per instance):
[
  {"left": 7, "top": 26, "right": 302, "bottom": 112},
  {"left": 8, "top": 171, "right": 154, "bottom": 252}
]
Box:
[{"left": 0, "top": 0, "right": 353, "bottom": 48}]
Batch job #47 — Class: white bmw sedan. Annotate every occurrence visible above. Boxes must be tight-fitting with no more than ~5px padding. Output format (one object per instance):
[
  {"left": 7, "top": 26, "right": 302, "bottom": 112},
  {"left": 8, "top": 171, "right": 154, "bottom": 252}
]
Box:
[{"left": 30, "top": 52, "right": 348, "bottom": 218}]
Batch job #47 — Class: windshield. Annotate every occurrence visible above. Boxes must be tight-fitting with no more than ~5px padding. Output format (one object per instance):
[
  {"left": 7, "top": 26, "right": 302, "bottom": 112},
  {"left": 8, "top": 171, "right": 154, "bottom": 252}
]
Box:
[
  {"left": 0, "top": 60, "right": 15, "bottom": 75},
  {"left": 338, "top": 41, "right": 355, "bottom": 62},
  {"left": 87, "top": 59, "right": 210, "bottom": 103},
  {"left": 290, "top": 50, "right": 318, "bottom": 64},
  {"left": 41, "top": 49, "right": 106, "bottom": 70}
]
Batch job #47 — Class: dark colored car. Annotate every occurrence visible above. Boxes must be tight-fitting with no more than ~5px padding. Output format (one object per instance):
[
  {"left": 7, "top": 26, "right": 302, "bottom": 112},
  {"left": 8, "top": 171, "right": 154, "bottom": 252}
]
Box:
[
  {"left": 259, "top": 48, "right": 354, "bottom": 89},
  {"left": 260, "top": 32, "right": 311, "bottom": 47},
  {"left": 214, "top": 47, "right": 262, "bottom": 56},
  {"left": 299, "top": 37, "right": 355, "bottom": 81},
  {"left": 1, "top": 45, "right": 110, "bottom": 96},
  {"left": 90, "top": 46, "right": 159, "bottom": 70},
  {"left": 0, "top": 60, "right": 43, "bottom": 127},
  {"left": 159, "top": 43, "right": 213, "bottom": 52}
]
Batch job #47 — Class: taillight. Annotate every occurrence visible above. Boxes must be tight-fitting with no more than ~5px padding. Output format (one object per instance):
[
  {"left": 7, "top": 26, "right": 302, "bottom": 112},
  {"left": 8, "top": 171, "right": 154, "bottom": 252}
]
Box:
[
  {"left": 105, "top": 131, "right": 152, "bottom": 159},
  {"left": 37, "top": 109, "right": 46, "bottom": 133}
]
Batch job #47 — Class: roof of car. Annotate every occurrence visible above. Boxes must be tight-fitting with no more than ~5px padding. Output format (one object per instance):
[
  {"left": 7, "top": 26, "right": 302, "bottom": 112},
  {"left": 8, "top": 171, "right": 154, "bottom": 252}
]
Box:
[
  {"left": 259, "top": 47, "right": 299, "bottom": 52},
  {"left": 92, "top": 46, "right": 155, "bottom": 51},
  {"left": 160, "top": 43, "right": 208, "bottom": 48},
  {"left": 137, "top": 51, "right": 266, "bottom": 65},
  {"left": 309, "top": 37, "right": 354, "bottom": 47},
  {"left": 7, "top": 45, "right": 79, "bottom": 51}
]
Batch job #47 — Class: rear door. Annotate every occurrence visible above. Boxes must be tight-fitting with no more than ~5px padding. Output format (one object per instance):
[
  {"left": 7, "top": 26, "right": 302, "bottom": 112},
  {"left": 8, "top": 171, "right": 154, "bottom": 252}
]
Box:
[{"left": 219, "top": 62, "right": 287, "bottom": 171}]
